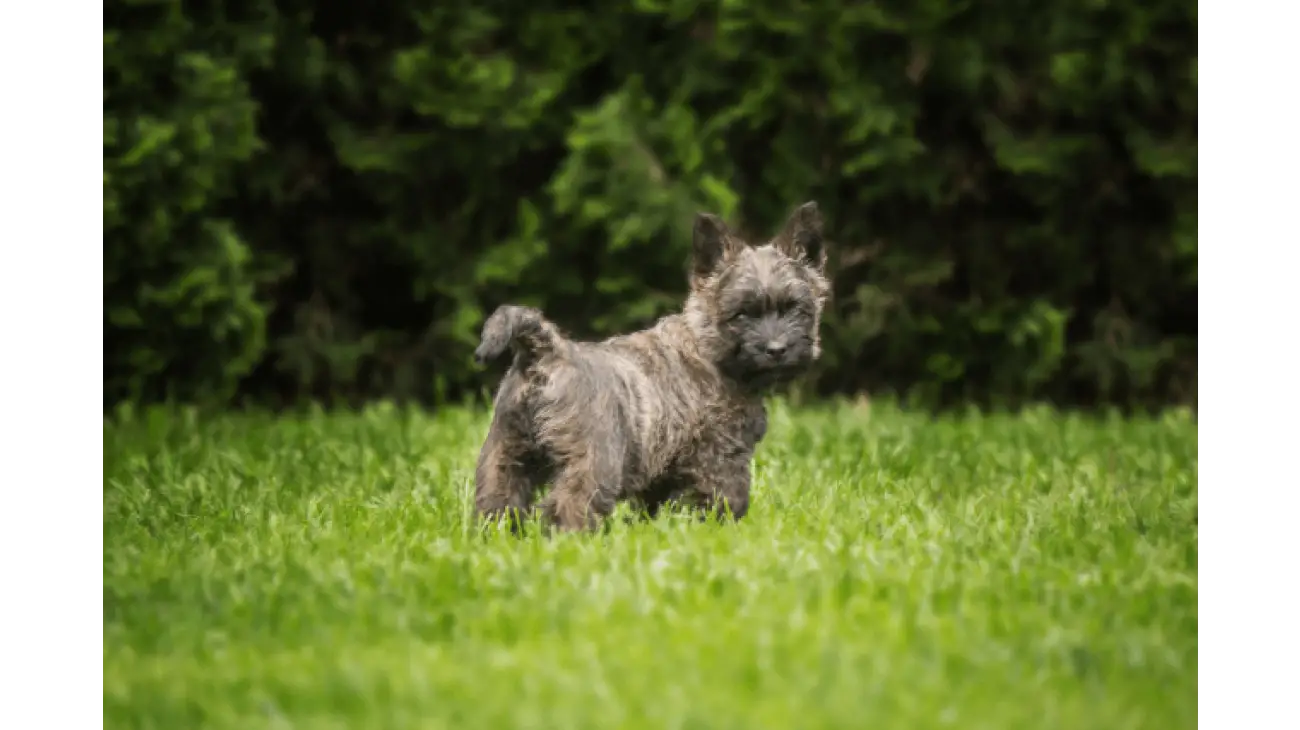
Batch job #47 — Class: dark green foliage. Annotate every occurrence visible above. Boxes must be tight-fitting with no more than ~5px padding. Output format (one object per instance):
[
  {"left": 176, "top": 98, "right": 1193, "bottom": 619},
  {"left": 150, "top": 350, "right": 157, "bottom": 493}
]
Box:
[
  {"left": 103, "top": 0, "right": 1196, "bottom": 410},
  {"left": 104, "top": 0, "right": 277, "bottom": 404}
]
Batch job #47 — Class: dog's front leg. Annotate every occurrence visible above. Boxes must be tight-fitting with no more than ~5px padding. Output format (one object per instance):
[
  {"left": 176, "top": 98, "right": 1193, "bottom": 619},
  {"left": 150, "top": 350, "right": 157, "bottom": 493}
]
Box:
[{"left": 682, "top": 453, "right": 752, "bottom": 522}]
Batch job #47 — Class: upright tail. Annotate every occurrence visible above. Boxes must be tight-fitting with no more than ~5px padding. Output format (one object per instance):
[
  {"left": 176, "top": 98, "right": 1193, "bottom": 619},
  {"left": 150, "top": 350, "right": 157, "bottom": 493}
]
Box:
[{"left": 473, "top": 305, "right": 566, "bottom": 365}]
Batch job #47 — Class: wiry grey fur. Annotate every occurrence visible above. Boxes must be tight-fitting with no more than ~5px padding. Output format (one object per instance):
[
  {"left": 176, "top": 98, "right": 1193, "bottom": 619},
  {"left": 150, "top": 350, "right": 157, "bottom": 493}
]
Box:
[{"left": 472, "top": 201, "right": 832, "bottom": 532}]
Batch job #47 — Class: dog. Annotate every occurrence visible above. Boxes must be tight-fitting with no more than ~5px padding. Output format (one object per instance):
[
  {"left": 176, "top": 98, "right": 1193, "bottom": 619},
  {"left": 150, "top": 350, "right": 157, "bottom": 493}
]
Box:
[{"left": 472, "top": 201, "right": 831, "bottom": 532}]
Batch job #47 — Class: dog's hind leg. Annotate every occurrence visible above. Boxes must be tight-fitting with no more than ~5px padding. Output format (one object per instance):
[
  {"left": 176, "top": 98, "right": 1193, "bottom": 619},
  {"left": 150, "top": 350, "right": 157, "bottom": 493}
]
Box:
[
  {"left": 474, "top": 377, "right": 548, "bottom": 532},
  {"left": 474, "top": 443, "right": 542, "bottom": 533},
  {"left": 537, "top": 456, "right": 622, "bottom": 532}
]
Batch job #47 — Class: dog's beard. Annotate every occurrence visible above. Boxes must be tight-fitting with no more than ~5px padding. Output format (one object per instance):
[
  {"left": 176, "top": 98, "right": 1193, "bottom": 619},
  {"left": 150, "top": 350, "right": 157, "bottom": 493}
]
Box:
[{"left": 721, "top": 347, "right": 807, "bottom": 389}]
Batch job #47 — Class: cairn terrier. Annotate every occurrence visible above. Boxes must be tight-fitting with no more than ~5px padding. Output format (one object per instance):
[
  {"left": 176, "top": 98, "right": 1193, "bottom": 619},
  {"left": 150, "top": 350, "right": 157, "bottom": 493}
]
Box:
[{"left": 472, "top": 201, "right": 831, "bottom": 532}]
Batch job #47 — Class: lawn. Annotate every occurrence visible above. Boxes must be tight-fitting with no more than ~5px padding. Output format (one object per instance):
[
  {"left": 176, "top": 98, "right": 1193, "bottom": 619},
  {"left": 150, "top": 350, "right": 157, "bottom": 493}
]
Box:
[{"left": 103, "top": 399, "right": 1197, "bottom": 730}]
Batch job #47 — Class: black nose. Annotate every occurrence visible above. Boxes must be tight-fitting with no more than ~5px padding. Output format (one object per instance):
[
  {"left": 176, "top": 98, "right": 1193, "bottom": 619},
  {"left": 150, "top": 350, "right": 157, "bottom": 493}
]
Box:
[{"left": 764, "top": 341, "right": 787, "bottom": 356}]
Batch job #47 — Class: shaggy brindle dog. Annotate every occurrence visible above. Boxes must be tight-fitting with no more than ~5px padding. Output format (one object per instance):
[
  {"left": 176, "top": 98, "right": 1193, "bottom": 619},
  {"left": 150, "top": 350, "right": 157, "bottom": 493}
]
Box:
[{"left": 472, "top": 201, "right": 832, "bottom": 532}]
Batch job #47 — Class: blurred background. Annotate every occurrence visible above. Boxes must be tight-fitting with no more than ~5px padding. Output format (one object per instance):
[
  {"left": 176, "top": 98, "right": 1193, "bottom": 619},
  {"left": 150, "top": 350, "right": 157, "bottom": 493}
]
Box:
[{"left": 103, "top": 1, "right": 1197, "bottom": 413}]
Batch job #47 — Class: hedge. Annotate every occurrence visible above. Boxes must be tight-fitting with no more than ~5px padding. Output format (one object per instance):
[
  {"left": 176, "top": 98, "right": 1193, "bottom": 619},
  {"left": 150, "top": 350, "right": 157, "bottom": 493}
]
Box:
[{"left": 104, "top": 0, "right": 1197, "bottom": 410}]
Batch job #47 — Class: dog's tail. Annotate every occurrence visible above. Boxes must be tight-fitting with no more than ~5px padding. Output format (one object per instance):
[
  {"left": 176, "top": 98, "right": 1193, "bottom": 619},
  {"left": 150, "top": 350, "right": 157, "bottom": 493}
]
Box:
[{"left": 473, "top": 305, "right": 566, "bottom": 365}]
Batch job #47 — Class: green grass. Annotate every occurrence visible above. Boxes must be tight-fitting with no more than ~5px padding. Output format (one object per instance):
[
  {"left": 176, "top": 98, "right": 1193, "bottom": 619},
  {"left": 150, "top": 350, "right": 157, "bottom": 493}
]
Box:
[{"left": 103, "top": 400, "right": 1197, "bottom": 730}]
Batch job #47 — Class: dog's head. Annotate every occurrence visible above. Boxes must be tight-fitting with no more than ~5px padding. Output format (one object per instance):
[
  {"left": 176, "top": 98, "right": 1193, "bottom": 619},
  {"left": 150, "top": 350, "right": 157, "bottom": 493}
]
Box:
[{"left": 687, "top": 201, "right": 832, "bottom": 388}]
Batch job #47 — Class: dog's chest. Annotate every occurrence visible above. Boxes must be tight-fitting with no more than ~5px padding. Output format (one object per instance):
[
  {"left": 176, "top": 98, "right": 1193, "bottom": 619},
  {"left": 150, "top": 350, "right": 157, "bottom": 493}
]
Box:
[{"left": 671, "top": 398, "right": 766, "bottom": 466}]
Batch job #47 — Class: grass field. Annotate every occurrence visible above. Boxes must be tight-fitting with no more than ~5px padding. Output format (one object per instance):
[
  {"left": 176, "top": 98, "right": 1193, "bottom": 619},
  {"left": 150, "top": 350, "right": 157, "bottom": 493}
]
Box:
[{"left": 103, "top": 399, "right": 1197, "bottom": 730}]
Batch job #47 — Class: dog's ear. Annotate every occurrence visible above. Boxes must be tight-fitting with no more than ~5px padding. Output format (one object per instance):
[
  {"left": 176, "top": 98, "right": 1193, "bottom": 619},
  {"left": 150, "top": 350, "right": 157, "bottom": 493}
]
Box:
[
  {"left": 692, "top": 212, "right": 740, "bottom": 278},
  {"left": 773, "top": 201, "right": 826, "bottom": 271}
]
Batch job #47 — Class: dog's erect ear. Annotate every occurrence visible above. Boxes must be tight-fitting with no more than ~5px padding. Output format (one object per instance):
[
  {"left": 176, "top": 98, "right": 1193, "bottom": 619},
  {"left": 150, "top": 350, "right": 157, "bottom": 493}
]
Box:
[
  {"left": 692, "top": 212, "right": 739, "bottom": 278},
  {"left": 774, "top": 201, "right": 826, "bottom": 271}
]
